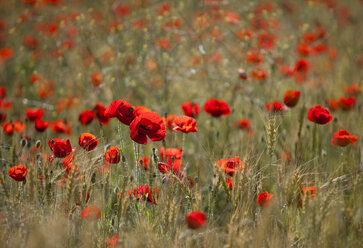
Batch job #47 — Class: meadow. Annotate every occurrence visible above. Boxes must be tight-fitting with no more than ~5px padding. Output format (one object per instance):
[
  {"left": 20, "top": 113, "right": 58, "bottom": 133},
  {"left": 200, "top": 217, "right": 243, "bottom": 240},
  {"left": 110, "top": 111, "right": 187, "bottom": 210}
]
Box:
[{"left": 0, "top": 0, "right": 362, "bottom": 247}]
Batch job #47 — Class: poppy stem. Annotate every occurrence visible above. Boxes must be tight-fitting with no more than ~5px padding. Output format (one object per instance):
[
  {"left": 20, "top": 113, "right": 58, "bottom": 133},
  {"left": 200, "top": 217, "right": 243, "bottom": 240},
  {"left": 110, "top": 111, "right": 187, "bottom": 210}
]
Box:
[{"left": 312, "top": 123, "right": 317, "bottom": 157}]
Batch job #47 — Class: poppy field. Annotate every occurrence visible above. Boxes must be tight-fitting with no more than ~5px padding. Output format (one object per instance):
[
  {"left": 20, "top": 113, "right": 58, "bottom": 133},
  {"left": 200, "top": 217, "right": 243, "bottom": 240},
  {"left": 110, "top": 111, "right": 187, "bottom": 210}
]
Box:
[{"left": 0, "top": 0, "right": 363, "bottom": 247}]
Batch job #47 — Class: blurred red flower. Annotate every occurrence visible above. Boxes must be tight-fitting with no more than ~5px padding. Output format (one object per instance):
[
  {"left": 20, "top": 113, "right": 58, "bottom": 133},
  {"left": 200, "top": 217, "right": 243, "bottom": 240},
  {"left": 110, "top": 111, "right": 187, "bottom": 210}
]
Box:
[{"left": 185, "top": 211, "right": 206, "bottom": 229}]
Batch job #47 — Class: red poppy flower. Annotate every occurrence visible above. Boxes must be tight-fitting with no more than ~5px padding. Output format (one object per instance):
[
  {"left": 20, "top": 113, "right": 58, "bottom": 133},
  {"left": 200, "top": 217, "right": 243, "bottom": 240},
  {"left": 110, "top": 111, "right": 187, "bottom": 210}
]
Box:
[
  {"left": 8, "top": 165, "right": 28, "bottom": 181},
  {"left": 172, "top": 116, "right": 198, "bottom": 133},
  {"left": 104, "top": 146, "right": 120, "bottom": 164},
  {"left": 93, "top": 102, "right": 110, "bottom": 125},
  {"left": 139, "top": 156, "right": 150, "bottom": 170},
  {"left": 130, "top": 185, "right": 156, "bottom": 204},
  {"left": 284, "top": 90, "right": 300, "bottom": 108},
  {"left": 129, "top": 111, "right": 166, "bottom": 145},
  {"left": 251, "top": 67, "right": 267, "bottom": 80},
  {"left": 64, "top": 164, "right": 79, "bottom": 178},
  {"left": 216, "top": 156, "right": 246, "bottom": 176},
  {"left": 159, "top": 147, "right": 183, "bottom": 161},
  {"left": 91, "top": 72, "right": 102, "bottom": 86},
  {"left": 0, "top": 47, "right": 13, "bottom": 61},
  {"left": 104, "top": 100, "right": 135, "bottom": 125},
  {"left": 155, "top": 2, "right": 171, "bottom": 15},
  {"left": 295, "top": 58, "right": 310, "bottom": 72},
  {"left": 62, "top": 155, "right": 74, "bottom": 167},
  {"left": 23, "top": 35, "right": 39, "bottom": 48},
  {"left": 257, "top": 191, "right": 274, "bottom": 207},
  {"left": 80, "top": 206, "right": 101, "bottom": 220},
  {"left": 328, "top": 99, "right": 340, "bottom": 111},
  {"left": 265, "top": 101, "right": 286, "bottom": 113},
  {"left": 51, "top": 120, "right": 71, "bottom": 134},
  {"left": 48, "top": 138, "right": 75, "bottom": 158},
  {"left": 14, "top": 121, "right": 26, "bottom": 133},
  {"left": 158, "top": 162, "right": 170, "bottom": 174},
  {"left": 35, "top": 119, "right": 49, "bottom": 132},
  {"left": 155, "top": 38, "right": 170, "bottom": 50},
  {"left": 3, "top": 122, "right": 13, "bottom": 135},
  {"left": 25, "top": 108, "right": 45, "bottom": 121},
  {"left": 133, "top": 106, "right": 150, "bottom": 117},
  {"left": 185, "top": 211, "right": 206, "bottom": 229},
  {"left": 106, "top": 235, "right": 118, "bottom": 248},
  {"left": 181, "top": 101, "right": 200, "bottom": 118},
  {"left": 331, "top": 129, "right": 358, "bottom": 147},
  {"left": 79, "top": 133, "right": 99, "bottom": 151},
  {"left": 204, "top": 99, "right": 231, "bottom": 117},
  {"left": 302, "top": 187, "right": 317, "bottom": 198},
  {"left": 79, "top": 110, "right": 95, "bottom": 125},
  {"left": 233, "top": 119, "right": 253, "bottom": 137},
  {"left": 338, "top": 97, "right": 355, "bottom": 111},
  {"left": 344, "top": 83, "right": 359, "bottom": 95},
  {"left": 162, "top": 114, "right": 177, "bottom": 130},
  {"left": 307, "top": 105, "right": 333, "bottom": 124}
]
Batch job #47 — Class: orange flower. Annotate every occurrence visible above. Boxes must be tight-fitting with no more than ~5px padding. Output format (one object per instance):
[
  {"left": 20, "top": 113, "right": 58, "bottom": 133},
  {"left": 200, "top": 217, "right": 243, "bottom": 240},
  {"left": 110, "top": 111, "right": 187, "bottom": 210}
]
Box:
[
  {"left": 155, "top": 38, "right": 170, "bottom": 50},
  {"left": 216, "top": 156, "right": 246, "bottom": 176},
  {"left": 79, "top": 133, "right": 99, "bottom": 151},
  {"left": 302, "top": 187, "right": 317, "bottom": 198},
  {"left": 51, "top": 120, "right": 71, "bottom": 134},
  {"left": 80, "top": 206, "right": 101, "bottom": 220},
  {"left": 106, "top": 235, "right": 118, "bottom": 248},
  {"left": 331, "top": 129, "right": 358, "bottom": 147},
  {"left": 91, "top": 72, "right": 102, "bottom": 86},
  {"left": 172, "top": 116, "right": 197, "bottom": 133},
  {"left": 105, "top": 146, "right": 120, "bottom": 164},
  {"left": 162, "top": 114, "right": 176, "bottom": 130}
]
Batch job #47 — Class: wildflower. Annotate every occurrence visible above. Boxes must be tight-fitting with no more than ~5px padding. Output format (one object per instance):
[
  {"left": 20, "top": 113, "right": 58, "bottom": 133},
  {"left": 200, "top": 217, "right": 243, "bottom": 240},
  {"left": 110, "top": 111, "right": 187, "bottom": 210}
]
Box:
[
  {"left": 51, "top": 120, "right": 71, "bottom": 134},
  {"left": 302, "top": 187, "right": 317, "bottom": 198},
  {"left": 204, "top": 99, "right": 231, "bottom": 117},
  {"left": 105, "top": 146, "right": 120, "bottom": 164},
  {"left": 93, "top": 102, "right": 110, "bottom": 125},
  {"left": 8, "top": 165, "right": 28, "bottom": 181},
  {"left": 307, "top": 105, "right": 333, "bottom": 124},
  {"left": 91, "top": 72, "right": 102, "bottom": 86},
  {"left": 79, "top": 110, "right": 95, "bottom": 125},
  {"left": 35, "top": 119, "right": 49, "bottom": 132},
  {"left": 3, "top": 122, "right": 13, "bottom": 135},
  {"left": 48, "top": 138, "right": 76, "bottom": 158},
  {"left": 172, "top": 115, "right": 198, "bottom": 133},
  {"left": 80, "top": 206, "right": 101, "bottom": 220},
  {"left": 130, "top": 185, "right": 156, "bottom": 204},
  {"left": 79, "top": 133, "right": 99, "bottom": 151},
  {"left": 216, "top": 156, "right": 246, "bottom": 176},
  {"left": 185, "top": 211, "right": 206, "bottom": 229},
  {"left": 129, "top": 111, "right": 166, "bottom": 145},
  {"left": 162, "top": 114, "right": 177, "bottom": 130},
  {"left": 331, "top": 129, "right": 358, "bottom": 147},
  {"left": 25, "top": 108, "right": 45, "bottom": 121},
  {"left": 106, "top": 235, "right": 118, "bottom": 248},
  {"left": 139, "top": 156, "right": 150, "bottom": 170},
  {"left": 257, "top": 191, "right": 274, "bottom": 207},
  {"left": 338, "top": 97, "right": 355, "bottom": 111},
  {"left": 181, "top": 101, "right": 200, "bottom": 118},
  {"left": 104, "top": 100, "right": 135, "bottom": 125},
  {"left": 284, "top": 90, "right": 300, "bottom": 108},
  {"left": 265, "top": 101, "right": 286, "bottom": 112}
]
